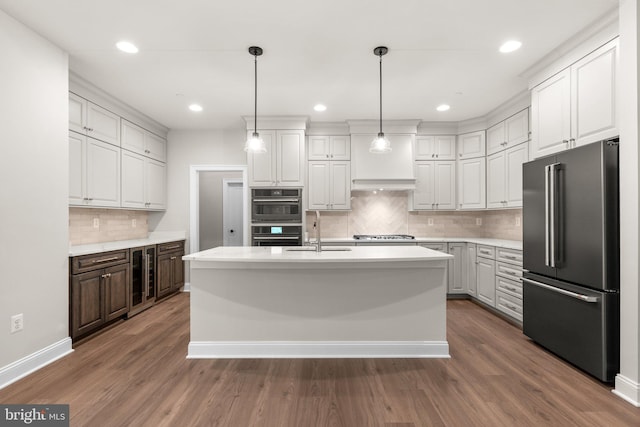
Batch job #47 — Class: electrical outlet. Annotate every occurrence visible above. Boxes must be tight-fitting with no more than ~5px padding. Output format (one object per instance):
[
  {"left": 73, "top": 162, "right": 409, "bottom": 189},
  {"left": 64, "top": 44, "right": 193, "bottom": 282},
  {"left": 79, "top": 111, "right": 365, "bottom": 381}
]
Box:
[
  {"left": 93, "top": 218, "right": 100, "bottom": 229},
  {"left": 428, "top": 218, "right": 434, "bottom": 226},
  {"left": 132, "top": 219, "right": 137, "bottom": 228},
  {"left": 11, "top": 314, "right": 23, "bottom": 334},
  {"left": 515, "top": 216, "right": 521, "bottom": 227},
  {"left": 476, "top": 218, "right": 482, "bottom": 226}
]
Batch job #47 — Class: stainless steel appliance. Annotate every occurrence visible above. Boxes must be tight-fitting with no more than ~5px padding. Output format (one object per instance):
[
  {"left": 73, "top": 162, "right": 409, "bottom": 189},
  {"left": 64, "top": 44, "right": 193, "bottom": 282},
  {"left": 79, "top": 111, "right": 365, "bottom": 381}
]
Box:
[
  {"left": 353, "top": 234, "right": 415, "bottom": 240},
  {"left": 251, "top": 225, "right": 303, "bottom": 246},
  {"left": 522, "top": 138, "right": 619, "bottom": 382},
  {"left": 251, "top": 188, "right": 302, "bottom": 223}
]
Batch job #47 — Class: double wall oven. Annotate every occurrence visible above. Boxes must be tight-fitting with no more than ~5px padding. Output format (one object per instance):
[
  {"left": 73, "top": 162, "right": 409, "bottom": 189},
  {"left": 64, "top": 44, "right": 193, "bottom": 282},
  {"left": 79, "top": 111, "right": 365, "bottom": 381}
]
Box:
[{"left": 251, "top": 188, "right": 303, "bottom": 246}]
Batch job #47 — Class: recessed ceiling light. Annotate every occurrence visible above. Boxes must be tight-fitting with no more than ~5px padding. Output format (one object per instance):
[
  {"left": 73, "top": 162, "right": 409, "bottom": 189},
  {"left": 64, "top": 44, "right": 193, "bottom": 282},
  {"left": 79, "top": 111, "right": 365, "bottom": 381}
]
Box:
[
  {"left": 436, "top": 104, "right": 450, "bottom": 112},
  {"left": 116, "top": 41, "right": 139, "bottom": 54},
  {"left": 499, "top": 40, "right": 522, "bottom": 53},
  {"left": 314, "top": 104, "right": 327, "bottom": 112},
  {"left": 189, "top": 104, "right": 203, "bottom": 112}
]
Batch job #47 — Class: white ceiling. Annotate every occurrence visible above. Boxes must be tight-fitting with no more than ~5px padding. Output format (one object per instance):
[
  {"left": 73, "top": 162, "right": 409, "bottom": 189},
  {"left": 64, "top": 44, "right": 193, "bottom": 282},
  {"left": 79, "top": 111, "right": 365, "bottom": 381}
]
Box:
[{"left": 0, "top": 0, "right": 619, "bottom": 130}]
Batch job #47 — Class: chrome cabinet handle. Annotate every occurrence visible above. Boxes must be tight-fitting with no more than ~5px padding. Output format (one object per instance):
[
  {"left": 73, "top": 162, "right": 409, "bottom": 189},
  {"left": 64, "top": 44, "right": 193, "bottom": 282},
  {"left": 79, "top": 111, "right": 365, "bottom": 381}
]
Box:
[
  {"left": 170, "top": 256, "right": 177, "bottom": 260},
  {"left": 92, "top": 256, "right": 119, "bottom": 264},
  {"left": 164, "top": 245, "right": 181, "bottom": 250},
  {"left": 100, "top": 273, "right": 111, "bottom": 279}
]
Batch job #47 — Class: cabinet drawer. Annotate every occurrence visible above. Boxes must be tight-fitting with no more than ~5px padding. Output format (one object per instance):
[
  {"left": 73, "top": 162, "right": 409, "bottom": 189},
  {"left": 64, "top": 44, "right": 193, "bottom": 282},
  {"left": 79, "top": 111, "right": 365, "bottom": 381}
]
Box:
[
  {"left": 496, "top": 248, "right": 523, "bottom": 266},
  {"left": 496, "top": 276, "right": 523, "bottom": 298},
  {"left": 158, "top": 240, "right": 185, "bottom": 254},
  {"left": 496, "top": 262, "right": 522, "bottom": 281},
  {"left": 477, "top": 245, "right": 495, "bottom": 259},
  {"left": 71, "top": 249, "right": 129, "bottom": 274},
  {"left": 496, "top": 290, "right": 523, "bottom": 322},
  {"left": 419, "top": 243, "right": 447, "bottom": 252}
]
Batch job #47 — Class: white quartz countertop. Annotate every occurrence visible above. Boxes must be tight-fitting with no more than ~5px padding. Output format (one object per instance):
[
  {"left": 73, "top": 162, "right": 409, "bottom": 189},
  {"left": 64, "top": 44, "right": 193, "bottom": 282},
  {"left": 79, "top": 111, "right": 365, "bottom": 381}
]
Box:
[
  {"left": 183, "top": 245, "right": 453, "bottom": 264},
  {"left": 69, "top": 231, "right": 187, "bottom": 256},
  {"left": 319, "top": 237, "right": 522, "bottom": 250}
]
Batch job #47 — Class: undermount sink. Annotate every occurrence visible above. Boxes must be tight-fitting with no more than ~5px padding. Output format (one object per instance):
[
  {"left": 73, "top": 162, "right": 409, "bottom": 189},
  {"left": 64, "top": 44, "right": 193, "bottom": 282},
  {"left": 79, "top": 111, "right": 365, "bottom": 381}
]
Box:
[{"left": 286, "top": 247, "right": 352, "bottom": 252}]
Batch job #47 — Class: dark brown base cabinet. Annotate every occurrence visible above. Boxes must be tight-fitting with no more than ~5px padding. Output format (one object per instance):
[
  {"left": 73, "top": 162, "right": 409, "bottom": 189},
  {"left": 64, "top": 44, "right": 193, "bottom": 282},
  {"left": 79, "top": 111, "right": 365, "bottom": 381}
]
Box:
[
  {"left": 70, "top": 250, "right": 130, "bottom": 340},
  {"left": 157, "top": 241, "right": 185, "bottom": 299}
]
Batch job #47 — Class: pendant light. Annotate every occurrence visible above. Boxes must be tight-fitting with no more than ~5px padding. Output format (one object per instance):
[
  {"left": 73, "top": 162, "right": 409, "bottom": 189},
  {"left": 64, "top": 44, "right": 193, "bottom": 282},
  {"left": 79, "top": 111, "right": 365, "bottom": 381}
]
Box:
[
  {"left": 370, "top": 46, "right": 391, "bottom": 153},
  {"left": 244, "top": 46, "right": 267, "bottom": 153}
]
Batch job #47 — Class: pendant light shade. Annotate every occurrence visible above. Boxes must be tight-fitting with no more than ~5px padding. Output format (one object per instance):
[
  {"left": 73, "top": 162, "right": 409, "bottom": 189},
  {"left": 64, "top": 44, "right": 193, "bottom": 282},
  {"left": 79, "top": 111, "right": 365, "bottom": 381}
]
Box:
[
  {"left": 244, "top": 46, "right": 267, "bottom": 153},
  {"left": 370, "top": 46, "right": 391, "bottom": 154}
]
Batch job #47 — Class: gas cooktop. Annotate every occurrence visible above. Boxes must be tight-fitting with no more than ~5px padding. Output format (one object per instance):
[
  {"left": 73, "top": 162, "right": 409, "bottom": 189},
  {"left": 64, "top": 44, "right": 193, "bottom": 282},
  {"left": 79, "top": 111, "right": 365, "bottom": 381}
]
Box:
[{"left": 353, "top": 234, "right": 416, "bottom": 240}]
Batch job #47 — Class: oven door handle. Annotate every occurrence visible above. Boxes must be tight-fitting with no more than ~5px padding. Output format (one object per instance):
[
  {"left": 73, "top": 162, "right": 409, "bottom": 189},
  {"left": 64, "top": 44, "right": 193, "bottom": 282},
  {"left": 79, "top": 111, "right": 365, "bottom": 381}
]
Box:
[
  {"left": 252, "top": 198, "right": 300, "bottom": 203},
  {"left": 252, "top": 236, "right": 300, "bottom": 240}
]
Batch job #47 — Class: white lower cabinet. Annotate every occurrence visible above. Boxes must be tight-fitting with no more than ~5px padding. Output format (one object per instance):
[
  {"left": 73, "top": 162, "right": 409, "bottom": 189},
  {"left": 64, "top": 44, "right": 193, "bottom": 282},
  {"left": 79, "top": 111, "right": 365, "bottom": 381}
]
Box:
[
  {"left": 466, "top": 244, "right": 477, "bottom": 297},
  {"left": 69, "top": 132, "right": 121, "bottom": 207},
  {"left": 121, "top": 150, "right": 166, "bottom": 210},
  {"left": 476, "top": 246, "right": 496, "bottom": 307},
  {"left": 447, "top": 243, "right": 467, "bottom": 294}
]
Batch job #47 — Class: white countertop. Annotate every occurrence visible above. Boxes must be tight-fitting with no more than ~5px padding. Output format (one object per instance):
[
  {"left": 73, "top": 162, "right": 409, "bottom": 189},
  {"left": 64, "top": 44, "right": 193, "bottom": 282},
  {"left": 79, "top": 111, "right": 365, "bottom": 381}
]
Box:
[
  {"left": 320, "top": 237, "right": 522, "bottom": 250},
  {"left": 183, "top": 245, "right": 453, "bottom": 264},
  {"left": 69, "top": 231, "right": 187, "bottom": 256}
]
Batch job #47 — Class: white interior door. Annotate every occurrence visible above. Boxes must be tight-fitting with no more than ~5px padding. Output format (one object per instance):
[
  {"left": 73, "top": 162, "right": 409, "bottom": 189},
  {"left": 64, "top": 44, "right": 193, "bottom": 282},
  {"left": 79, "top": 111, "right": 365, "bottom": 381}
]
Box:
[{"left": 223, "top": 180, "right": 244, "bottom": 246}]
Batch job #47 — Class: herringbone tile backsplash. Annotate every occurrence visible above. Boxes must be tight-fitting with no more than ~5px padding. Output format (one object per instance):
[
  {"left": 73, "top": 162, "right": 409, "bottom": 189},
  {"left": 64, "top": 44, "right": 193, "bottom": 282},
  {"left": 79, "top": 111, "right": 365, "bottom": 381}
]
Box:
[{"left": 306, "top": 191, "right": 522, "bottom": 241}]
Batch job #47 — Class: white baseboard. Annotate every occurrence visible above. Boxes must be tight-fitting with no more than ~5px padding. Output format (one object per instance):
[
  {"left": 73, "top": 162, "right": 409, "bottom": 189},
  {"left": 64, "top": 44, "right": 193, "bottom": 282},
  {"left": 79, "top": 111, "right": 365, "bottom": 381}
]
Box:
[
  {"left": 187, "top": 340, "right": 450, "bottom": 359},
  {"left": 182, "top": 282, "right": 190, "bottom": 292},
  {"left": 0, "top": 338, "right": 73, "bottom": 390},
  {"left": 613, "top": 374, "right": 640, "bottom": 407}
]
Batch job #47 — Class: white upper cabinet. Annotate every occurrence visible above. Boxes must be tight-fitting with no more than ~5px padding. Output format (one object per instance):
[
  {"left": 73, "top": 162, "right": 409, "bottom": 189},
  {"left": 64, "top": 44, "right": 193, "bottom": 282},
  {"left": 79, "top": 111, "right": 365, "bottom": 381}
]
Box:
[
  {"left": 308, "top": 135, "right": 350, "bottom": 160},
  {"left": 487, "top": 142, "right": 528, "bottom": 208},
  {"left": 457, "top": 157, "right": 486, "bottom": 210},
  {"left": 121, "top": 150, "right": 166, "bottom": 210},
  {"left": 487, "top": 109, "right": 529, "bottom": 156},
  {"left": 69, "top": 93, "right": 120, "bottom": 146},
  {"left": 457, "top": 131, "right": 486, "bottom": 159},
  {"left": 413, "top": 161, "right": 455, "bottom": 210},
  {"left": 69, "top": 132, "right": 121, "bottom": 207},
  {"left": 415, "top": 135, "right": 456, "bottom": 160},
  {"left": 248, "top": 130, "right": 305, "bottom": 187},
  {"left": 531, "top": 38, "right": 618, "bottom": 159},
  {"left": 121, "top": 120, "right": 166, "bottom": 162},
  {"left": 308, "top": 161, "right": 351, "bottom": 210}
]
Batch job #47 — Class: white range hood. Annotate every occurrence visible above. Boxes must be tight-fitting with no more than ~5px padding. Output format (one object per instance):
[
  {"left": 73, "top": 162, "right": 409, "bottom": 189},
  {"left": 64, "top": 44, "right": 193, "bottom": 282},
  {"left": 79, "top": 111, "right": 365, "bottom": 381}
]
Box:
[{"left": 351, "top": 133, "right": 416, "bottom": 191}]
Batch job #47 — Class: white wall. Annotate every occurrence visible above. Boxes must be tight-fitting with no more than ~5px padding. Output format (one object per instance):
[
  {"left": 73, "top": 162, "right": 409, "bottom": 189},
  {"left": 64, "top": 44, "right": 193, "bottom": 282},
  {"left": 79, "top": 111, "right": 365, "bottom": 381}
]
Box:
[
  {"left": 615, "top": 0, "right": 640, "bottom": 406},
  {"left": 0, "top": 11, "right": 69, "bottom": 368}
]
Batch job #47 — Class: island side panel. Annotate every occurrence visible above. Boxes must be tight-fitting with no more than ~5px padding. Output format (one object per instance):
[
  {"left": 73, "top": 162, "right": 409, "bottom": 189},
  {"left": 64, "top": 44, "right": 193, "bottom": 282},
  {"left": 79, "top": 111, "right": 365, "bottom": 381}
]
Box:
[{"left": 188, "top": 261, "right": 448, "bottom": 358}]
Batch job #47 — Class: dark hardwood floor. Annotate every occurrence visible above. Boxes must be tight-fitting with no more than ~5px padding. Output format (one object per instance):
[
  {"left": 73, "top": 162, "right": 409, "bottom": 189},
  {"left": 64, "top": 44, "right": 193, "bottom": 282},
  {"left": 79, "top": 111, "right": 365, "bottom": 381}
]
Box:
[{"left": 1, "top": 293, "right": 638, "bottom": 426}]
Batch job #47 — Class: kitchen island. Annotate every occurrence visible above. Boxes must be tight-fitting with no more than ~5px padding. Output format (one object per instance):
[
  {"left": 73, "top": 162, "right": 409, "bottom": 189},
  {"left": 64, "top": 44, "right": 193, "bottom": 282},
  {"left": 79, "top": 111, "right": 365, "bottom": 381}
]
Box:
[{"left": 184, "top": 245, "right": 452, "bottom": 359}]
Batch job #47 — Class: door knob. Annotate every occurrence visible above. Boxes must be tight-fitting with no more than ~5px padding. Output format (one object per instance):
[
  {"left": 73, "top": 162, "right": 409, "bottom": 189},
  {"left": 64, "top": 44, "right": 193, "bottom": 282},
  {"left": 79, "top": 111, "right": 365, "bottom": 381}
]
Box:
[{"left": 230, "top": 229, "right": 235, "bottom": 234}]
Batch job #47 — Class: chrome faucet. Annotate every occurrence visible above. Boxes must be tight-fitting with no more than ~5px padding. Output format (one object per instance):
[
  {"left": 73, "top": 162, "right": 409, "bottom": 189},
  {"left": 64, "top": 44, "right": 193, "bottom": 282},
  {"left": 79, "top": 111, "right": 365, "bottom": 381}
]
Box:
[{"left": 314, "top": 210, "right": 322, "bottom": 252}]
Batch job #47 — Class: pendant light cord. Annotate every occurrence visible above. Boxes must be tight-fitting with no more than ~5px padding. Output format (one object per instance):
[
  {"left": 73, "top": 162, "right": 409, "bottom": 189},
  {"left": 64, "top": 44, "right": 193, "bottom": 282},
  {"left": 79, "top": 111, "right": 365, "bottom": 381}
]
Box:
[
  {"left": 379, "top": 53, "right": 383, "bottom": 135},
  {"left": 254, "top": 53, "right": 258, "bottom": 135}
]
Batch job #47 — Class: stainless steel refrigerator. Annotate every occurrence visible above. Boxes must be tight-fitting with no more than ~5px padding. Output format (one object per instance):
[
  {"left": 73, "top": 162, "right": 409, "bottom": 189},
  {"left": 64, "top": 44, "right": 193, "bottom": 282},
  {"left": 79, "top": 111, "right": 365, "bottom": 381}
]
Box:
[{"left": 522, "top": 139, "right": 619, "bottom": 382}]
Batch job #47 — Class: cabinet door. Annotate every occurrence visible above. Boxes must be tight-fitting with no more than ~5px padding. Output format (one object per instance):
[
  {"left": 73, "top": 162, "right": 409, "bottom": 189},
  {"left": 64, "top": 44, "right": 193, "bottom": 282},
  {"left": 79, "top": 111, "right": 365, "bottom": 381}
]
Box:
[
  {"left": 69, "top": 93, "right": 87, "bottom": 134},
  {"left": 505, "top": 109, "right": 529, "bottom": 147},
  {"left": 171, "top": 253, "right": 184, "bottom": 291},
  {"left": 121, "top": 120, "right": 146, "bottom": 155},
  {"left": 87, "top": 102, "right": 120, "bottom": 146},
  {"left": 505, "top": 142, "right": 528, "bottom": 207},
  {"left": 308, "top": 161, "right": 330, "bottom": 209},
  {"left": 486, "top": 151, "right": 506, "bottom": 208},
  {"left": 448, "top": 243, "right": 467, "bottom": 294},
  {"left": 71, "top": 270, "right": 104, "bottom": 339},
  {"left": 146, "top": 132, "right": 166, "bottom": 162},
  {"left": 457, "top": 157, "right": 486, "bottom": 209},
  {"left": 277, "top": 130, "right": 304, "bottom": 186},
  {"left": 121, "top": 150, "right": 146, "bottom": 208},
  {"left": 308, "top": 136, "right": 330, "bottom": 160},
  {"left": 457, "top": 131, "right": 486, "bottom": 159},
  {"left": 571, "top": 38, "right": 618, "bottom": 147},
  {"left": 486, "top": 121, "right": 506, "bottom": 156},
  {"left": 530, "top": 68, "right": 571, "bottom": 158},
  {"left": 330, "top": 136, "right": 350, "bottom": 160},
  {"left": 467, "top": 244, "right": 477, "bottom": 296},
  {"left": 435, "top": 136, "right": 456, "bottom": 160},
  {"left": 86, "top": 138, "right": 121, "bottom": 207},
  {"left": 413, "top": 161, "right": 435, "bottom": 209},
  {"left": 434, "top": 161, "right": 456, "bottom": 210},
  {"left": 104, "top": 263, "right": 130, "bottom": 321},
  {"left": 69, "top": 132, "right": 86, "bottom": 205},
  {"left": 415, "top": 136, "right": 435, "bottom": 160},
  {"left": 330, "top": 161, "right": 351, "bottom": 209},
  {"left": 157, "top": 253, "right": 173, "bottom": 298},
  {"left": 247, "top": 130, "right": 276, "bottom": 186},
  {"left": 477, "top": 257, "right": 496, "bottom": 307},
  {"left": 146, "top": 159, "right": 166, "bottom": 210}
]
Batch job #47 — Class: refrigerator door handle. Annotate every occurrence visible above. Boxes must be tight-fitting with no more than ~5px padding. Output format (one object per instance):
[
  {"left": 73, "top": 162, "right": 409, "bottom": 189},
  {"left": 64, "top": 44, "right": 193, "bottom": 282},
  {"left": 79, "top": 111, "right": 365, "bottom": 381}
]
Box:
[
  {"left": 545, "top": 165, "right": 550, "bottom": 267},
  {"left": 546, "top": 163, "right": 560, "bottom": 268},
  {"left": 523, "top": 278, "right": 599, "bottom": 303}
]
